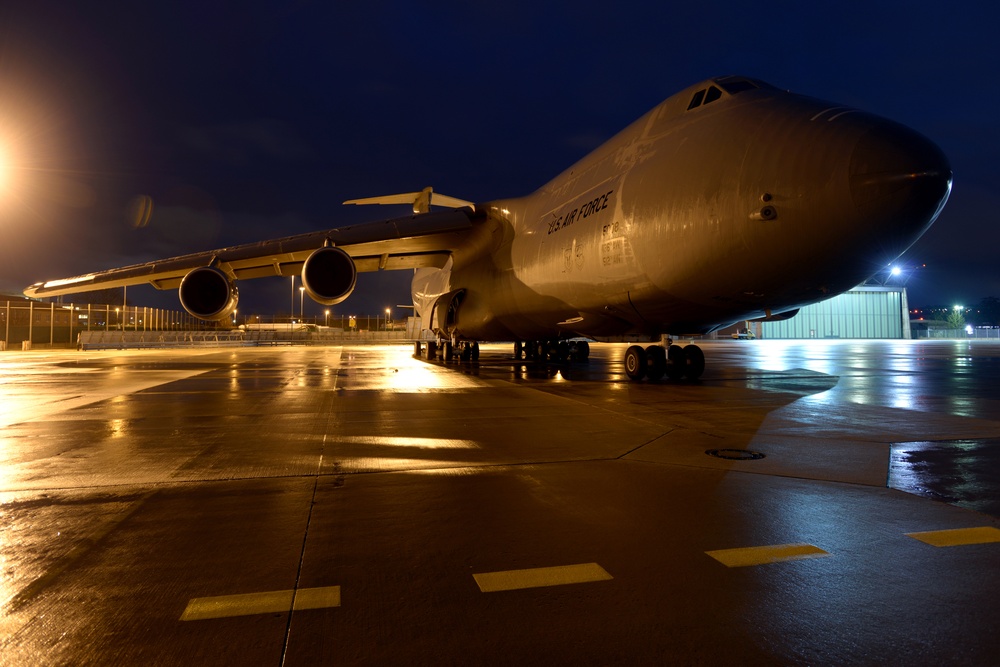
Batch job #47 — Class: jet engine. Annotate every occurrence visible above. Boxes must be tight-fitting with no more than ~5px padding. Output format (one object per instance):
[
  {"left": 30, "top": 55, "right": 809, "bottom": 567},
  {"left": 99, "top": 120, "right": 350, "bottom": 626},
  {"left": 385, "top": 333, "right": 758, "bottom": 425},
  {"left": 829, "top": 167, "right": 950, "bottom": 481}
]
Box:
[
  {"left": 301, "top": 246, "right": 357, "bottom": 305},
  {"left": 178, "top": 266, "right": 239, "bottom": 320}
]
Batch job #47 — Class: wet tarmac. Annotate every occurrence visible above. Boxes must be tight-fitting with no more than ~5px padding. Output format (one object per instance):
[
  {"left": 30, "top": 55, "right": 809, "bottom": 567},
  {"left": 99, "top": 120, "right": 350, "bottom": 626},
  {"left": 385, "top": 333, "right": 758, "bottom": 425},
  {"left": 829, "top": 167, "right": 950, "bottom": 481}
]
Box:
[{"left": 1, "top": 340, "right": 999, "bottom": 665}]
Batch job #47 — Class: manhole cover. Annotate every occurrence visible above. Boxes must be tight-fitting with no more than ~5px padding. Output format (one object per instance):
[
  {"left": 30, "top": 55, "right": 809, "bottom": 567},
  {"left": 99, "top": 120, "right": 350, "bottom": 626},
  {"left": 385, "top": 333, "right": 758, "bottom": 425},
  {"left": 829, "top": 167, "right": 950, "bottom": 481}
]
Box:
[{"left": 705, "top": 448, "right": 766, "bottom": 460}]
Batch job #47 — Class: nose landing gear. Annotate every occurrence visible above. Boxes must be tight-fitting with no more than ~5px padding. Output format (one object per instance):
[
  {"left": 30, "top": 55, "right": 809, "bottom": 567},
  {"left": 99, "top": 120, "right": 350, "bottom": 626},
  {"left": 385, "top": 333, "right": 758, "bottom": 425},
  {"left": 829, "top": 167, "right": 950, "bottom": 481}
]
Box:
[{"left": 624, "top": 343, "right": 704, "bottom": 382}]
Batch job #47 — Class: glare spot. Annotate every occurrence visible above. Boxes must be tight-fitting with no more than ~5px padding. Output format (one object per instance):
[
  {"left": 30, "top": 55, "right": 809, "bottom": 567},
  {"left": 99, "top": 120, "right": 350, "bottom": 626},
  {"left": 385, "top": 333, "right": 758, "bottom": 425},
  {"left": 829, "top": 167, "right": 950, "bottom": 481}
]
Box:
[
  {"left": 336, "top": 436, "right": 479, "bottom": 449},
  {"left": 127, "top": 194, "right": 154, "bottom": 228}
]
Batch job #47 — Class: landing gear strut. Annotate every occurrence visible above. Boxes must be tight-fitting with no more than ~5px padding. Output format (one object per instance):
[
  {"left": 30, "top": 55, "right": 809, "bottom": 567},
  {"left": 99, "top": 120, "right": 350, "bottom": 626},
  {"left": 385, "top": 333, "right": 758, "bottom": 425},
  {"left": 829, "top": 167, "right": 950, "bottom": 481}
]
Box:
[
  {"left": 624, "top": 342, "right": 704, "bottom": 382},
  {"left": 521, "top": 339, "right": 590, "bottom": 363}
]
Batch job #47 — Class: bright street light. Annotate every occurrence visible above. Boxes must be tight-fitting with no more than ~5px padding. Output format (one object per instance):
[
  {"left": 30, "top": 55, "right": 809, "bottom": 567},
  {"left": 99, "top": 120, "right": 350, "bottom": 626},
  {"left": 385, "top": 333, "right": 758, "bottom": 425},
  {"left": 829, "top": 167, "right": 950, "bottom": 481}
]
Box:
[{"left": 0, "top": 145, "right": 8, "bottom": 192}]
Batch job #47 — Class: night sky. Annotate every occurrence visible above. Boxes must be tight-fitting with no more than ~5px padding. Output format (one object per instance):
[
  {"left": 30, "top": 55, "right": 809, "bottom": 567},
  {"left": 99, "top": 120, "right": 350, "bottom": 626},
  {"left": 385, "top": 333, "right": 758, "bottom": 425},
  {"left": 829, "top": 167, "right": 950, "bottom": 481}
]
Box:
[{"left": 1, "top": 1, "right": 997, "bottom": 318}]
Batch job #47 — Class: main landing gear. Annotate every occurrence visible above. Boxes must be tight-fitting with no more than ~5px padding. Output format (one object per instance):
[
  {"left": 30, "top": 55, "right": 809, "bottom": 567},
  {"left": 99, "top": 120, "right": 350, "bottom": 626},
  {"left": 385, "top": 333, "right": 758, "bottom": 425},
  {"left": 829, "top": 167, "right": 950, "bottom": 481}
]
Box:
[
  {"left": 624, "top": 343, "right": 704, "bottom": 382},
  {"left": 413, "top": 340, "right": 480, "bottom": 362},
  {"left": 514, "top": 340, "right": 590, "bottom": 363}
]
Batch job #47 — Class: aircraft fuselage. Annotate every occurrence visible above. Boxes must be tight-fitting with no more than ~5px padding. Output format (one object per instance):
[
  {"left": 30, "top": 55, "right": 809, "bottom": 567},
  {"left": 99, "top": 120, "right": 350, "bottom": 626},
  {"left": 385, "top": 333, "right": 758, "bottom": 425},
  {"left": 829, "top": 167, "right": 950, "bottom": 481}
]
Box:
[{"left": 418, "top": 77, "right": 951, "bottom": 342}]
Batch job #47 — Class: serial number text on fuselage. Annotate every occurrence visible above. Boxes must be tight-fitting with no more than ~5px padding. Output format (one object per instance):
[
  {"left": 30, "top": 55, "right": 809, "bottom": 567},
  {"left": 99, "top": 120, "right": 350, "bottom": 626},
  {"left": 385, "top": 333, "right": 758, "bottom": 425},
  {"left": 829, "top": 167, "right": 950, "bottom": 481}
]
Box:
[{"left": 547, "top": 190, "right": 614, "bottom": 235}]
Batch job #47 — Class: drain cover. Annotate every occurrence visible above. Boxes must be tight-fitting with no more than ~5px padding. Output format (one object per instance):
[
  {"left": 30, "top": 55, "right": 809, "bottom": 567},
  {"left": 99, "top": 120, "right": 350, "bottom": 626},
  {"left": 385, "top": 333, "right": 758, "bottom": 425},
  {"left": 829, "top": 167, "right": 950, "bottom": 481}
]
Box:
[{"left": 705, "top": 448, "right": 766, "bottom": 461}]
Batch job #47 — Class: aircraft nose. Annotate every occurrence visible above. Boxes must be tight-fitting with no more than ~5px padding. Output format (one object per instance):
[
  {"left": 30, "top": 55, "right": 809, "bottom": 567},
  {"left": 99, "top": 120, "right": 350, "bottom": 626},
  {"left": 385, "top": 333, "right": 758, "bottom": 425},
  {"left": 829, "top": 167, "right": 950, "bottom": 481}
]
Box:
[{"left": 849, "top": 121, "right": 952, "bottom": 246}]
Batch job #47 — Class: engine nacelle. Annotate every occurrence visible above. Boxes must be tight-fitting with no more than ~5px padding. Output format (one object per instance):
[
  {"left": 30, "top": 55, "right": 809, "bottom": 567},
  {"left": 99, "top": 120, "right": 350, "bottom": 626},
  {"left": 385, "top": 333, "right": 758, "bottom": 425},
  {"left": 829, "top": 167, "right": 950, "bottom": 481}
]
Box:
[
  {"left": 429, "top": 289, "right": 466, "bottom": 336},
  {"left": 301, "top": 246, "right": 357, "bottom": 306},
  {"left": 178, "top": 266, "right": 239, "bottom": 320}
]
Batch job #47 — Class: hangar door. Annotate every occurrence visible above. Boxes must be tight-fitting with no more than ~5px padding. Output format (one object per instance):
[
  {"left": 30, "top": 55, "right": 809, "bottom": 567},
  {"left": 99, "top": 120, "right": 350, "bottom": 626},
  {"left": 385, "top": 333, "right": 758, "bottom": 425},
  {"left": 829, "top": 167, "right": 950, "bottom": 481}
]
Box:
[{"left": 761, "top": 287, "right": 908, "bottom": 339}]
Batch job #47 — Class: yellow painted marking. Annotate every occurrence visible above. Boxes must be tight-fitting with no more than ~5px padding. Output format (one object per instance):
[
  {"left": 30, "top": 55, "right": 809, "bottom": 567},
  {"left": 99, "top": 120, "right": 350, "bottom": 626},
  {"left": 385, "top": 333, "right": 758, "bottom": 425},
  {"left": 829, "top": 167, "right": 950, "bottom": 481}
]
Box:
[
  {"left": 905, "top": 526, "right": 1000, "bottom": 547},
  {"left": 180, "top": 585, "right": 341, "bottom": 621},
  {"left": 292, "top": 585, "right": 342, "bottom": 611},
  {"left": 706, "top": 543, "right": 830, "bottom": 568},
  {"left": 473, "top": 562, "right": 612, "bottom": 593}
]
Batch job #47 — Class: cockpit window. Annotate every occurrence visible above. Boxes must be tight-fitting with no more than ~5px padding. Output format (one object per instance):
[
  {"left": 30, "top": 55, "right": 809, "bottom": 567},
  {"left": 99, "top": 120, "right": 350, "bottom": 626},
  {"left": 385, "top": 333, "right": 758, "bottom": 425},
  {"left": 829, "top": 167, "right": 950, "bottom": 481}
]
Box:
[
  {"left": 718, "top": 79, "right": 759, "bottom": 95},
  {"left": 687, "top": 89, "right": 706, "bottom": 110},
  {"left": 688, "top": 85, "right": 725, "bottom": 111},
  {"left": 683, "top": 77, "right": 774, "bottom": 116}
]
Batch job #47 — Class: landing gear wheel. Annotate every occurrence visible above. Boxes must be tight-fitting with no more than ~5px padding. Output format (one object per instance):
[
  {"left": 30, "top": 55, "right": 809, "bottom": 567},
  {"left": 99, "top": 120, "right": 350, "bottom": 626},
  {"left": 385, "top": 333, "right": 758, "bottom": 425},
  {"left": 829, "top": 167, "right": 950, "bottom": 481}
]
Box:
[
  {"left": 471, "top": 342, "right": 480, "bottom": 361},
  {"left": 535, "top": 341, "right": 548, "bottom": 362},
  {"left": 426, "top": 341, "right": 438, "bottom": 360},
  {"left": 684, "top": 344, "right": 705, "bottom": 380},
  {"left": 571, "top": 340, "right": 590, "bottom": 362},
  {"left": 514, "top": 341, "right": 524, "bottom": 360},
  {"left": 443, "top": 341, "right": 453, "bottom": 362},
  {"left": 666, "top": 345, "right": 686, "bottom": 380},
  {"left": 555, "top": 341, "right": 569, "bottom": 363},
  {"left": 624, "top": 345, "right": 647, "bottom": 381},
  {"left": 645, "top": 345, "right": 666, "bottom": 381}
]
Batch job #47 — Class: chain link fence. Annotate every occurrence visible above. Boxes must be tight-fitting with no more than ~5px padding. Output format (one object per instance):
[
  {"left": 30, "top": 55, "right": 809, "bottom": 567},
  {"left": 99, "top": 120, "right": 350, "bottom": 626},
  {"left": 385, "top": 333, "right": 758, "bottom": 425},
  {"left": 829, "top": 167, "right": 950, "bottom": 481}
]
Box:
[{"left": 0, "top": 300, "right": 423, "bottom": 351}]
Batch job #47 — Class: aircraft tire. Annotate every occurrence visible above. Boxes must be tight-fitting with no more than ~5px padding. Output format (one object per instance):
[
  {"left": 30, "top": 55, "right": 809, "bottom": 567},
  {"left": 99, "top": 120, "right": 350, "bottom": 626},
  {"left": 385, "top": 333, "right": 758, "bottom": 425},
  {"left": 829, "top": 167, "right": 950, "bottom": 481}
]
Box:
[
  {"left": 645, "top": 345, "right": 666, "bottom": 381},
  {"left": 535, "top": 341, "right": 547, "bottom": 362},
  {"left": 684, "top": 344, "right": 705, "bottom": 380},
  {"left": 471, "top": 342, "right": 480, "bottom": 361},
  {"left": 624, "top": 345, "right": 646, "bottom": 381},
  {"left": 666, "top": 345, "right": 686, "bottom": 380},
  {"left": 443, "top": 341, "right": 453, "bottom": 361},
  {"left": 414, "top": 341, "right": 421, "bottom": 357},
  {"left": 426, "top": 341, "right": 438, "bottom": 360},
  {"left": 571, "top": 340, "right": 590, "bottom": 362},
  {"left": 514, "top": 341, "right": 524, "bottom": 360}
]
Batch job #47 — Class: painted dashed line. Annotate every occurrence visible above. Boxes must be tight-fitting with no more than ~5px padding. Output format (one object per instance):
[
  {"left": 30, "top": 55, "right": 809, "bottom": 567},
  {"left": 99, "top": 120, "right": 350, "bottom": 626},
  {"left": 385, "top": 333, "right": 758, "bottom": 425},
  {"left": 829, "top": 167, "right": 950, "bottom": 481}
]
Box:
[
  {"left": 905, "top": 526, "right": 1000, "bottom": 547},
  {"left": 180, "top": 528, "right": 1000, "bottom": 620},
  {"left": 180, "top": 585, "right": 341, "bottom": 621},
  {"left": 706, "top": 543, "right": 830, "bottom": 568},
  {"left": 473, "top": 562, "right": 613, "bottom": 593}
]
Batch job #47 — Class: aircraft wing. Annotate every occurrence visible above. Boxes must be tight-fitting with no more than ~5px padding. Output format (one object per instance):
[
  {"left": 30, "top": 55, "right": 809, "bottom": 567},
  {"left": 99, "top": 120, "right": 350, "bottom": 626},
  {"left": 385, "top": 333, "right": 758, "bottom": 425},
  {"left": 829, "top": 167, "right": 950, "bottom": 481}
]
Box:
[{"left": 24, "top": 207, "right": 476, "bottom": 298}]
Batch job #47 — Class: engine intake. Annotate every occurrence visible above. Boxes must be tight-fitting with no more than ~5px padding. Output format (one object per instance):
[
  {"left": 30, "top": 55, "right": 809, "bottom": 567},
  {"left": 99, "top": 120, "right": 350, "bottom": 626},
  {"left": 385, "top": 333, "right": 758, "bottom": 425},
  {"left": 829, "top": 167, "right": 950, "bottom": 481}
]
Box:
[
  {"left": 302, "top": 246, "right": 357, "bottom": 305},
  {"left": 178, "top": 266, "right": 239, "bottom": 320}
]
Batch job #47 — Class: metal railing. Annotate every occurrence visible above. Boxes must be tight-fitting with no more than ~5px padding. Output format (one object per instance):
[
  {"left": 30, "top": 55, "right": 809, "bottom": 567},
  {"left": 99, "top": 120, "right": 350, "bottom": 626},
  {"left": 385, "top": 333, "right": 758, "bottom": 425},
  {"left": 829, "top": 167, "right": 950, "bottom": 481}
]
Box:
[{"left": 912, "top": 328, "right": 1000, "bottom": 339}]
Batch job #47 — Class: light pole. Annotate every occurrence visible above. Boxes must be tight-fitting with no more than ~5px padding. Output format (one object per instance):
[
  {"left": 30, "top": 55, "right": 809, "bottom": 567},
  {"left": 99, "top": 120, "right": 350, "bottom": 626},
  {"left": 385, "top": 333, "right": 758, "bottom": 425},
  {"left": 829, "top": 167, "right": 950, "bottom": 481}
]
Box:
[
  {"left": 290, "top": 276, "right": 295, "bottom": 326},
  {"left": 325, "top": 309, "right": 330, "bottom": 326},
  {"left": 299, "top": 287, "right": 305, "bottom": 321},
  {"left": 385, "top": 307, "right": 391, "bottom": 331}
]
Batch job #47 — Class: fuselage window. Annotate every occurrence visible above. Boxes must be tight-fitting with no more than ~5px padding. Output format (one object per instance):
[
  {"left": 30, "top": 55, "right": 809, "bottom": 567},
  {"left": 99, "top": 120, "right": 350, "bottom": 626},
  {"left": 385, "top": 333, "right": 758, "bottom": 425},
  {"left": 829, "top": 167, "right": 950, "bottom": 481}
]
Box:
[
  {"left": 687, "top": 89, "right": 706, "bottom": 110},
  {"left": 704, "top": 86, "right": 722, "bottom": 104}
]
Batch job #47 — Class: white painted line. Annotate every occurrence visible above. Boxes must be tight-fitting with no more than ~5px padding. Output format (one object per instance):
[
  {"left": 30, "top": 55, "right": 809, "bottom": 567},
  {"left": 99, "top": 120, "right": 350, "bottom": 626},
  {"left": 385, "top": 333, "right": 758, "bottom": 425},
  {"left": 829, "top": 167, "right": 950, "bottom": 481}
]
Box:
[
  {"left": 905, "top": 526, "right": 1000, "bottom": 547},
  {"left": 180, "top": 585, "right": 341, "bottom": 621},
  {"left": 706, "top": 543, "right": 830, "bottom": 568},
  {"left": 473, "top": 562, "right": 612, "bottom": 593}
]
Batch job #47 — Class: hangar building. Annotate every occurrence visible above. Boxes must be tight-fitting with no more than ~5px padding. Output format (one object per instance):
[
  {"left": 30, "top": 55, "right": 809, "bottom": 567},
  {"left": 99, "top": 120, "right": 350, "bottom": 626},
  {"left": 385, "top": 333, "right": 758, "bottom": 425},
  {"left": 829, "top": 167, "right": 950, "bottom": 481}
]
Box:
[{"left": 759, "top": 286, "right": 910, "bottom": 339}]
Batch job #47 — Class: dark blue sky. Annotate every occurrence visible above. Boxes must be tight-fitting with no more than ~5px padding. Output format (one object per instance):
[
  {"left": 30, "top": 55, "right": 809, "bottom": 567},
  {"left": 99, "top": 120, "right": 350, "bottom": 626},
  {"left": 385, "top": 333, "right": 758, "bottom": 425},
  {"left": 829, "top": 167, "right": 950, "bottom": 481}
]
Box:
[{"left": 1, "top": 1, "right": 997, "bottom": 316}]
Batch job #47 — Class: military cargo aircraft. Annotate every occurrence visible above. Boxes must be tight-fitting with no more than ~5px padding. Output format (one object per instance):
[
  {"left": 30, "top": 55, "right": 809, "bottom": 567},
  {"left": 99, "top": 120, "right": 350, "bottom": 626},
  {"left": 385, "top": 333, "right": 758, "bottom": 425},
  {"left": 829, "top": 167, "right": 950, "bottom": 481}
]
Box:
[{"left": 25, "top": 76, "right": 952, "bottom": 380}]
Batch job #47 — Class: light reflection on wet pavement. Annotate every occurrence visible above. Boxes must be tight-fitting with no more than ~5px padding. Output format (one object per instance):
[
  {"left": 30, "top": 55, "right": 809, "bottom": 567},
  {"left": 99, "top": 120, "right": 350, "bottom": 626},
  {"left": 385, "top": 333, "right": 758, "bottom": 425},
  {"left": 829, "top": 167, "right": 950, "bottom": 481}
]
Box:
[
  {"left": 0, "top": 340, "right": 998, "bottom": 665},
  {"left": 890, "top": 439, "right": 1000, "bottom": 516}
]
